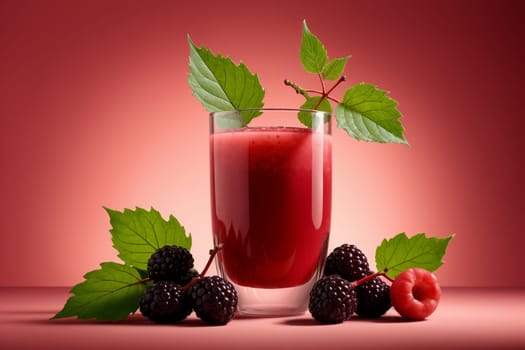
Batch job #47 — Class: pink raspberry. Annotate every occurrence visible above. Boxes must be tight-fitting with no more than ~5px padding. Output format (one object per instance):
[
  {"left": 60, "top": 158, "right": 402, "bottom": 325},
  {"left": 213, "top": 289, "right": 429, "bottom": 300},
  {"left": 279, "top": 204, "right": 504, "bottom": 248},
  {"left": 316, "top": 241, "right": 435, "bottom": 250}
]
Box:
[{"left": 390, "top": 268, "right": 441, "bottom": 320}]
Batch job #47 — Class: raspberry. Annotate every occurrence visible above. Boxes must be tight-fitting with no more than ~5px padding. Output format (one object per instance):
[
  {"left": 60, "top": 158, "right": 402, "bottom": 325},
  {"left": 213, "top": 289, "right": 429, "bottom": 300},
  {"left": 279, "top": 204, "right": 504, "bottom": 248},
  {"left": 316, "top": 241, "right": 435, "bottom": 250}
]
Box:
[
  {"left": 147, "top": 245, "right": 194, "bottom": 282},
  {"left": 355, "top": 276, "right": 391, "bottom": 318},
  {"left": 390, "top": 268, "right": 441, "bottom": 320},
  {"left": 189, "top": 276, "right": 238, "bottom": 325},
  {"left": 308, "top": 275, "right": 357, "bottom": 323},
  {"left": 139, "top": 281, "right": 192, "bottom": 323},
  {"left": 324, "top": 244, "right": 371, "bottom": 282}
]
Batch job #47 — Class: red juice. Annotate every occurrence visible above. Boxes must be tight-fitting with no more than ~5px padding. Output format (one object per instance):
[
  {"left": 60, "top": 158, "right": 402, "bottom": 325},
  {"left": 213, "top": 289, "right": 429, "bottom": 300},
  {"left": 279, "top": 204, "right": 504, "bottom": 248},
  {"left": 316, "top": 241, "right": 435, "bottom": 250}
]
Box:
[{"left": 210, "top": 127, "right": 332, "bottom": 288}]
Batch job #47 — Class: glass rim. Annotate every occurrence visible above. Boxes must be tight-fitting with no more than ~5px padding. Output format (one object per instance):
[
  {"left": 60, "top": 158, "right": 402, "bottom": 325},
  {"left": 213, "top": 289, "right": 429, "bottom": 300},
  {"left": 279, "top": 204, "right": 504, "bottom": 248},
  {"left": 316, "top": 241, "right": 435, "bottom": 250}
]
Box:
[{"left": 210, "top": 108, "right": 331, "bottom": 118}]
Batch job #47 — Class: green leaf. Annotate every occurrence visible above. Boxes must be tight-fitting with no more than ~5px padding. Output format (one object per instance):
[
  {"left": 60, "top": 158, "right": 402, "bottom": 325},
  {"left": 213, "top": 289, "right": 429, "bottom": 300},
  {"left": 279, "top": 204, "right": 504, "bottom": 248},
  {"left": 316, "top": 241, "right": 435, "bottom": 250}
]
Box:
[
  {"left": 188, "top": 36, "right": 265, "bottom": 124},
  {"left": 375, "top": 233, "right": 454, "bottom": 279},
  {"left": 300, "top": 20, "right": 328, "bottom": 73},
  {"left": 52, "top": 262, "right": 148, "bottom": 321},
  {"left": 335, "top": 83, "right": 408, "bottom": 144},
  {"left": 322, "top": 56, "right": 349, "bottom": 80},
  {"left": 298, "top": 96, "right": 332, "bottom": 127},
  {"left": 105, "top": 207, "right": 192, "bottom": 270}
]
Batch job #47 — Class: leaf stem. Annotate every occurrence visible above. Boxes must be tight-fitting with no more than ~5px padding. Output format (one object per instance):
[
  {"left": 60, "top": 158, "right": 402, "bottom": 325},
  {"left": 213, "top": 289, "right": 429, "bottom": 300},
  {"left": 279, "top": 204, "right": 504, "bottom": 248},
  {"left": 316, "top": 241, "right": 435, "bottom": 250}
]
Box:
[
  {"left": 127, "top": 277, "right": 152, "bottom": 287},
  {"left": 305, "top": 89, "right": 323, "bottom": 94},
  {"left": 304, "top": 90, "right": 341, "bottom": 103},
  {"left": 284, "top": 76, "right": 344, "bottom": 109},
  {"left": 313, "top": 75, "right": 346, "bottom": 110},
  {"left": 318, "top": 73, "right": 326, "bottom": 95}
]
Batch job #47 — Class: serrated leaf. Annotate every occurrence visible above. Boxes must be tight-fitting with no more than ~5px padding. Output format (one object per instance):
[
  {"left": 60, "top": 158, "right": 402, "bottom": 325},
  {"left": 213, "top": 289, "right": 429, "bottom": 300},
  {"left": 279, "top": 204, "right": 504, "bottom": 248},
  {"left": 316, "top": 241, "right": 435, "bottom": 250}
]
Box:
[
  {"left": 188, "top": 36, "right": 265, "bottom": 124},
  {"left": 52, "top": 262, "right": 148, "bottom": 321},
  {"left": 335, "top": 83, "right": 408, "bottom": 144},
  {"left": 322, "top": 56, "right": 349, "bottom": 80},
  {"left": 375, "top": 233, "right": 454, "bottom": 279},
  {"left": 300, "top": 20, "right": 328, "bottom": 73},
  {"left": 298, "top": 96, "right": 332, "bottom": 127},
  {"left": 105, "top": 207, "right": 192, "bottom": 270}
]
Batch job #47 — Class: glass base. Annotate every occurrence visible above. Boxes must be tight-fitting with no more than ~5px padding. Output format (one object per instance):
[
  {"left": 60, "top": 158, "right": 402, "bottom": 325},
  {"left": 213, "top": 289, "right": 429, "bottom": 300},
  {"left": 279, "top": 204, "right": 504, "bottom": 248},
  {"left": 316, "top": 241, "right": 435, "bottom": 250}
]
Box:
[{"left": 233, "top": 278, "right": 318, "bottom": 317}]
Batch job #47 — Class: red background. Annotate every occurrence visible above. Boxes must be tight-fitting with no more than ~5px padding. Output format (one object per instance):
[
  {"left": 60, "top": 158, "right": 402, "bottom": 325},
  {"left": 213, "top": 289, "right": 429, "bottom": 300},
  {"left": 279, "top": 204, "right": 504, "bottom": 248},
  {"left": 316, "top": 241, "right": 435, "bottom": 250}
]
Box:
[{"left": 1, "top": 0, "right": 523, "bottom": 287}]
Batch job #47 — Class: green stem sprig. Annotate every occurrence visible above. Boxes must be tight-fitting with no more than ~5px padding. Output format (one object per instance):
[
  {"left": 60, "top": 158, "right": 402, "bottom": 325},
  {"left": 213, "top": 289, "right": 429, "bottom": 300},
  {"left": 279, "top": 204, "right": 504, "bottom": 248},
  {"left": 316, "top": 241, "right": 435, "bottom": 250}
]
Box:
[{"left": 188, "top": 20, "right": 408, "bottom": 144}]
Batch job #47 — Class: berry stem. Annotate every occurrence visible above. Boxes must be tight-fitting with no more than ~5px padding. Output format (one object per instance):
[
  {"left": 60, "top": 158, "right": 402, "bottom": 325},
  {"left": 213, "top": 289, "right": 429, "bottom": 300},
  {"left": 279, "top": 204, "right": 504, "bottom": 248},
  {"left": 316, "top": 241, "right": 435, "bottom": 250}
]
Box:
[
  {"left": 383, "top": 273, "right": 395, "bottom": 283},
  {"left": 183, "top": 244, "right": 223, "bottom": 292},
  {"left": 351, "top": 269, "right": 388, "bottom": 288},
  {"left": 200, "top": 244, "right": 223, "bottom": 278}
]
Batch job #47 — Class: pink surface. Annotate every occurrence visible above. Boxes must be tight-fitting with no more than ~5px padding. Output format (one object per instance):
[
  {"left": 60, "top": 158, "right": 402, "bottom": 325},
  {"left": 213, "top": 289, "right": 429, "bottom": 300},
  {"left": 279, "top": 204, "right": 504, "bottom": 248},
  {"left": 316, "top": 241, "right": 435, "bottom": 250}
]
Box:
[
  {"left": 1, "top": 0, "right": 524, "bottom": 287},
  {"left": 1, "top": 287, "right": 524, "bottom": 349}
]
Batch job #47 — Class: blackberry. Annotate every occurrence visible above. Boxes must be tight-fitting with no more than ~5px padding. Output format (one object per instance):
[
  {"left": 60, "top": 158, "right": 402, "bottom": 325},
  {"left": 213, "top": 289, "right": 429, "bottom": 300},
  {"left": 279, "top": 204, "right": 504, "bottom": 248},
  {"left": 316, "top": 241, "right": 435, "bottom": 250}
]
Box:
[
  {"left": 139, "top": 281, "right": 192, "bottom": 323},
  {"left": 309, "top": 275, "right": 357, "bottom": 324},
  {"left": 147, "top": 245, "right": 194, "bottom": 282},
  {"left": 324, "top": 244, "right": 371, "bottom": 282},
  {"left": 355, "top": 276, "right": 391, "bottom": 318},
  {"left": 189, "top": 275, "right": 238, "bottom": 325}
]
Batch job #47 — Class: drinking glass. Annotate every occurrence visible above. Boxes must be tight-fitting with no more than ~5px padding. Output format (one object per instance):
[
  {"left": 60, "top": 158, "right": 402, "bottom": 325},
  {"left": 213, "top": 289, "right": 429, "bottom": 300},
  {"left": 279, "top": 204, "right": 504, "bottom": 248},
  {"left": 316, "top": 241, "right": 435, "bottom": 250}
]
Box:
[{"left": 210, "top": 108, "right": 332, "bottom": 316}]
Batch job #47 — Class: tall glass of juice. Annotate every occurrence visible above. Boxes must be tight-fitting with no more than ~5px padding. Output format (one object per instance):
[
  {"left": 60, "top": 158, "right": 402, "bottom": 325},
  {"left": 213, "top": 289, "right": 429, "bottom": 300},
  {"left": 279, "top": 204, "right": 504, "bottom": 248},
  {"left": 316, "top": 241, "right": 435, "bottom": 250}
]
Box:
[{"left": 210, "top": 108, "right": 332, "bottom": 316}]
